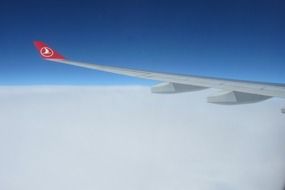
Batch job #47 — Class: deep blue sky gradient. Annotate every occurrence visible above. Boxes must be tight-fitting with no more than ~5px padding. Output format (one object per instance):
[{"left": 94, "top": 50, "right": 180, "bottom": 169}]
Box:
[{"left": 0, "top": 0, "right": 284, "bottom": 85}]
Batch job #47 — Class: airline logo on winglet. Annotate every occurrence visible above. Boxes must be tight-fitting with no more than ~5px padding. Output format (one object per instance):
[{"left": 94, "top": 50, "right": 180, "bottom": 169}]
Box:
[
  {"left": 40, "top": 47, "right": 54, "bottom": 57},
  {"left": 34, "top": 41, "right": 65, "bottom": 60}
]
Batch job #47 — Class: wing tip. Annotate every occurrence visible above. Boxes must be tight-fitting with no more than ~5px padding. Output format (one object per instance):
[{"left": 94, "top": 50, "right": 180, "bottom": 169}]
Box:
[{"left": 33, "top": 40, "right": 65, "bottom": 60}]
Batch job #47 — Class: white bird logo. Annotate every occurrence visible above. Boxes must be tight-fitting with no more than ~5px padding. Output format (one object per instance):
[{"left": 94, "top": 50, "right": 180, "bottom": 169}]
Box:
[{"left": 40, "top": 47, "right": 54, "bottom": 57}]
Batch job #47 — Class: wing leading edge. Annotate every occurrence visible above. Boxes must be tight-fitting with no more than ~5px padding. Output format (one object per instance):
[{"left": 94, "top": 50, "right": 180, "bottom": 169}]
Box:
[{"left": 33, "top": 41, "right": 285, "bottom": 106}]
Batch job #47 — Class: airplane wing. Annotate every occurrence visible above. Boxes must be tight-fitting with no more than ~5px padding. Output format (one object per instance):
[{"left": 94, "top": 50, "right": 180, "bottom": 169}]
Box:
[{"left": 33, "top": 41, "right": 285, "bottom": 106}]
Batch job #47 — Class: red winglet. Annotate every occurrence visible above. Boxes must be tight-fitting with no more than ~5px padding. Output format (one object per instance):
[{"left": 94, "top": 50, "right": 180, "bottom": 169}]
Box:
[{"left": 33, "top": 41, "right": 65, "bottom": 60}]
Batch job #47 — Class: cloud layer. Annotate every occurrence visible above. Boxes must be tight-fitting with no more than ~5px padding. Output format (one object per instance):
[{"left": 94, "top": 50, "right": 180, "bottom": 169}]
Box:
[{"left": 0, "top": 86, "right": 284, "bottom": 190}]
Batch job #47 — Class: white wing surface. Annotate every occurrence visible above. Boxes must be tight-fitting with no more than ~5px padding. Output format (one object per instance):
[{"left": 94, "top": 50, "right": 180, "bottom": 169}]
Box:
[{"left": 34, "top": 41, "right": 285, "bottom": 106}]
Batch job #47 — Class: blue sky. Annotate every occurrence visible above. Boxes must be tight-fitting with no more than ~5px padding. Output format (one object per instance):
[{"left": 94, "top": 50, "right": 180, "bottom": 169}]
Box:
[{"left": 0, "top": 0, "right": 284, "bottom": 85}]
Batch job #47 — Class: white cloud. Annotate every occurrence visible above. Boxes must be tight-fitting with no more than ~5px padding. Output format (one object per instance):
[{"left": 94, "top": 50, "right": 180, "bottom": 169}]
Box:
[{"left": 0, "top": 86, "right": 284, "bottom": 190}]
